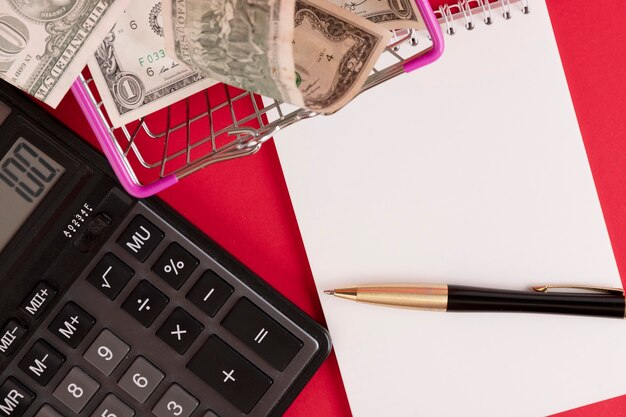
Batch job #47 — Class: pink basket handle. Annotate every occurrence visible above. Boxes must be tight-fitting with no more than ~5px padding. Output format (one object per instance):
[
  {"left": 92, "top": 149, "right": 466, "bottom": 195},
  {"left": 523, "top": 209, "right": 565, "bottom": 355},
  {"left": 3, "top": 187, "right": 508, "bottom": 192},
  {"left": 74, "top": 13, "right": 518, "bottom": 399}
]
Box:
[
  {"left": 71, "top": 80, "right": 178, "bottom": 198},
  {"left": 403, "top": 0, "right": 445, "bottom": 73}
]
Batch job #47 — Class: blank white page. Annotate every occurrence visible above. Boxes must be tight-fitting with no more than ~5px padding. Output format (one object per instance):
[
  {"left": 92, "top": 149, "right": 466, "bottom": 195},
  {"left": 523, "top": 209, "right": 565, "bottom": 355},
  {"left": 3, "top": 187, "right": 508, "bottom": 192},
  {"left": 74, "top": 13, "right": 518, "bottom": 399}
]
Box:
[{"left": 274, "top": 0, "right": 626, "bottom": 416}]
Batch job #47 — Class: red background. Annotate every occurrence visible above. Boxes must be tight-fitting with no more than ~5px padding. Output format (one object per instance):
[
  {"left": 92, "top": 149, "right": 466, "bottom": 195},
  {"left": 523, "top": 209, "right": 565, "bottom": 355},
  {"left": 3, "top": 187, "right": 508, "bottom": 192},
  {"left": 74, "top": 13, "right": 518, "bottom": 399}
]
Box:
[{"left": 43, "top": 0, "right": 626, "bottom": 415}]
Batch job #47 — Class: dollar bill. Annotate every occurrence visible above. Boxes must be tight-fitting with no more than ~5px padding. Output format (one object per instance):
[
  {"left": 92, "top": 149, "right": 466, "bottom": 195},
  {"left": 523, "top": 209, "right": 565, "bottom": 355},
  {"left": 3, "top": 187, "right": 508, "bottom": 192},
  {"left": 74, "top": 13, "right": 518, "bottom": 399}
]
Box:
[
  {"left": 162, "top": 0, "right": 303, "bottom": 107},
  {"left": 163, "top": 0, "right": 389, "bottom": 114},
  {"left": 0, "top": 0, "right": 130, "bottom": 107},
  {"left": 326, "top": 0, "right": 424, "bottom": 31},
  {"left": 87, "top": 1, "right": 217, "bottom": 127},
  {"left": 293, "top": 0, "right": 391, "bottom": 114}
]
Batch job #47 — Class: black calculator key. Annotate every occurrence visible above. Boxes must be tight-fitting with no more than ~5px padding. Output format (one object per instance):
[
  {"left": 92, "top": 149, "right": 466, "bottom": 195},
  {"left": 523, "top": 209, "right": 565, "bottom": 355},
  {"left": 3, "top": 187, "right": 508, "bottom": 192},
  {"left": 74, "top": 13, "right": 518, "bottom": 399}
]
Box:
[
  {"left": 48, "top": 303, "right": 95, "bottom": 348},
  {"left": 222, "top": 298, "right": 303, "bottom": 371},
  {"left": 186, "top": 270, "right": 233, "bottom": 317},
  {"left": 18, "top": 340, "right": 65, "bottom": 386},
  {"left": 117, "top": 216, "right": 164, "bottom": 262},
  {"left": 87, "top": 254, "right": 134, "bottom": 300},
  {"left": 156, "top": 308, "right": 203, "bottom": 354},
  {"left": 0, "top": 377, "right": 35, "bottom": 417},
  {"left": 21, "top": 282, "right": 57, "bottom": 319},
  {"left": 153, "top": 243, "right": 199, "bottom": 289},
  {"left": 187, "top": 336, "right": 272, "bottom": 414},
  {"left": 122, "top": 281, "right": 169, "bottom": 327},
  {"left": 0, "top": 321, "right": 27, "bottom": 357}
]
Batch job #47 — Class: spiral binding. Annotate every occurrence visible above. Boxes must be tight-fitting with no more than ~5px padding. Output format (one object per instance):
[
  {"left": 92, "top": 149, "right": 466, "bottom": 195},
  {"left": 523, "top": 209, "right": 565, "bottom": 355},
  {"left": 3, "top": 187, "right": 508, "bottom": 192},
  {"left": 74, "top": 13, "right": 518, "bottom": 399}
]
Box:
[{"left": 435, "top": 0, "right": 531, "bottom": 35}]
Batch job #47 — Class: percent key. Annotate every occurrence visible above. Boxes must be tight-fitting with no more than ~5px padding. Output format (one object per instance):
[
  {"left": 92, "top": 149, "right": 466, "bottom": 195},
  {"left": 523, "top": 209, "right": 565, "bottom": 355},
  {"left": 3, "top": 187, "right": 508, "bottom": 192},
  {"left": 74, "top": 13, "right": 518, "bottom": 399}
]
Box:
[{"left": 153, "top": 243, "right": 199, "bottom": 289}]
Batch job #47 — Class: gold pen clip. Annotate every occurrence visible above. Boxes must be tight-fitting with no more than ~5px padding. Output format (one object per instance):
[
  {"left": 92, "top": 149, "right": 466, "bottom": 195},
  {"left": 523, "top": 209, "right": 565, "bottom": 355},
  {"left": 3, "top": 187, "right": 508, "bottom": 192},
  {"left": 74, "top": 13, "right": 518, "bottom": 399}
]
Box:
[{"left": 532, "top": 284, "right": 624, "bottom": 296}]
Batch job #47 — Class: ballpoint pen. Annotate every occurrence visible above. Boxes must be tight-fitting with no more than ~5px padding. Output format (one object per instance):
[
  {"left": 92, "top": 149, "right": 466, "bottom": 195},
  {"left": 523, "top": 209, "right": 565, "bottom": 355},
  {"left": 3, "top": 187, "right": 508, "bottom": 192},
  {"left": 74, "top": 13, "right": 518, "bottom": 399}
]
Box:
[{"left": 323, "top": 284, "right": 626, "bottom": 318}]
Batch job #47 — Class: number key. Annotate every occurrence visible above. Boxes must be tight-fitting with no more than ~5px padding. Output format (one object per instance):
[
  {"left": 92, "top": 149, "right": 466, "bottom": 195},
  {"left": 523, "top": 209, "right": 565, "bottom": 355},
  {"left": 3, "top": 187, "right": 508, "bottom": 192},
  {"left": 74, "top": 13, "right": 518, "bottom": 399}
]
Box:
[
  {"left": 152, "top": 385, "right": 198, "bottom": 417},
  {"left": 118, "top": 357, "right": 164, "bottom": 403},
  {"left": 84, "top": 330, "right": 130, "bottom": 376},
  {"left": 91, "top": 394, "right": 134, "bottom": 417},
  {"left": 53, "top": 367, "right": 100, "bottom": 413}
]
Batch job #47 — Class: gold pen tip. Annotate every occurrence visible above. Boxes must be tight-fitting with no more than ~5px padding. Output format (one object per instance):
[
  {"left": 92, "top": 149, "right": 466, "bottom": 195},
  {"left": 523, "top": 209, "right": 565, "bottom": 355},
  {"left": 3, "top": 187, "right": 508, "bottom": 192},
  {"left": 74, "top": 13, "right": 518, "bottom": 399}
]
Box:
[{"left": 323, "top": 290, "right": 335, "bottom": 295}]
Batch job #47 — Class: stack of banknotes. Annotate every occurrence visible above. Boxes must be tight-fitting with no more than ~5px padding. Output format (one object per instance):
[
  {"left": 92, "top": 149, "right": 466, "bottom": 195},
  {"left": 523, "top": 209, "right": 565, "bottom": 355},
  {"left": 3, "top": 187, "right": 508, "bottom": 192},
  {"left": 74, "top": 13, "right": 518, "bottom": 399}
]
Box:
[{"left": 0, "top": 0, "right": 423, "bottom": 127}]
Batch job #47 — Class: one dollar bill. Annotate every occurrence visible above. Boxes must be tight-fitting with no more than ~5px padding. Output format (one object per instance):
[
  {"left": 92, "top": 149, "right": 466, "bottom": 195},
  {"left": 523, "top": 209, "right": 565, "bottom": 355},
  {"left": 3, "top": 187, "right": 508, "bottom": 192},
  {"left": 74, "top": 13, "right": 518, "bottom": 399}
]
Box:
[
  {"left": 0, "top": 0, "right": 130, "bottom": 107},
  {"left": 87, "top": 1, "right": 217, "bottom": 127},
  {"left": 327, "top": 0, "right": 424, "bottom": 31}
]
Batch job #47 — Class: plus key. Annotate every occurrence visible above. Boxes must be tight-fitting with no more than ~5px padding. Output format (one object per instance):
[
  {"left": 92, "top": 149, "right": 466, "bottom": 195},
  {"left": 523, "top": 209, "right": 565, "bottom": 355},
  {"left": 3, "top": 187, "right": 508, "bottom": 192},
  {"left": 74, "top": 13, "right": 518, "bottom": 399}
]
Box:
[{"left": 188, "top": 336, "right": 272, "bottom": 413}]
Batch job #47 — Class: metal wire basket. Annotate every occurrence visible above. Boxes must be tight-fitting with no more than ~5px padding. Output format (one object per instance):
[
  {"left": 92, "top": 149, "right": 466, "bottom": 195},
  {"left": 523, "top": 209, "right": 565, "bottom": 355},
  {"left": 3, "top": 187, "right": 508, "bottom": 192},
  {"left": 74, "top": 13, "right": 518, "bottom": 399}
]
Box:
[{"left": 71, "top": 0, "right": 444, "bottom": 197}]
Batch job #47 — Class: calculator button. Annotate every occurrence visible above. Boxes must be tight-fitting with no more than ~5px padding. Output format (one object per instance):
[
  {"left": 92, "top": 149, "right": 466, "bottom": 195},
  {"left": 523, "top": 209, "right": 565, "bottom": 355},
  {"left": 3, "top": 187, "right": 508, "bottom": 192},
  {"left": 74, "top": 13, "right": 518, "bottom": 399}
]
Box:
[
  {"left": 73, "top": 212, "right": 112, "bottom": 253},
  {"left": 21, "top": 282, "right": 57, "bottom": 319},
  {"left": 117, "top": 216, "right": 164, "bottom": 262},
  {"left": 83, "top": 330, "right": 130, "bottom": 376},
  {"left": 186, "top": 271, "right": 233, "bottom": 317},
  {"left": 0, "top": 377, "right": 35, "bottom": 417},
  {"left": 152, "top": 385, "right": 198, "bottom": 417},
  {"left": 18, "top": 340, "right": 65, "bottom": 386},
  {"left": 90, "top": 395, "right": 134, "bottom": 417},
  {"left": 0, "top": 320, "right": 27, "bottom": 357},
  {"left": 187, "top": 336, "right": 272, "bottom": 413},
  {"left": 53, "top": 367, "right": 100, "bottom": 414},
  {"left": 203, "top": 412, "right": 220, "bottom": 417},
  {"left": 222, "top": 298, "right": 303, "bottom": 371},
  {"left": 122, "top": 281, "right": 169, "bottom": 327},
  {"left": 34, "top": 405, "right": 64, "bottom": 417},
  {"left": 156, "top": 308, "right": 203, "bottom": 354},
  {"left": 153, "top": 243, "right": 199, "bottom": 289},
  {"left": 48, "top": 303, "right": 95, "bottom": 348},
  {"left": 118, "top": 357, "right": 164, "bottom": 403},
  {"left": 87, "top": 254, "right": 134, "bottom": 300}
]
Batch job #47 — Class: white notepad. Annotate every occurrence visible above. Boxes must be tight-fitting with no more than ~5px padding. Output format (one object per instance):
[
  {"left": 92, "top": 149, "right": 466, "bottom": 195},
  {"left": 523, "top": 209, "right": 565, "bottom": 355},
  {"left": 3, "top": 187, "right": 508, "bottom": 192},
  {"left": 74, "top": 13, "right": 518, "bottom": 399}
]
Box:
[{"left": 274, "top": 1, "right": 626, "bottom": 416}]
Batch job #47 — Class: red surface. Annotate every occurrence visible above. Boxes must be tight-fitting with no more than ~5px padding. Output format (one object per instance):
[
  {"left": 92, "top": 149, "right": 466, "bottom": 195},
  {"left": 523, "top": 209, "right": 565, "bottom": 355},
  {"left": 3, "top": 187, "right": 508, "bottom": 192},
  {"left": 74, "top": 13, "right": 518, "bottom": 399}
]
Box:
[{"left": 42, "top": 0, "right": 626, "bottom": 415}]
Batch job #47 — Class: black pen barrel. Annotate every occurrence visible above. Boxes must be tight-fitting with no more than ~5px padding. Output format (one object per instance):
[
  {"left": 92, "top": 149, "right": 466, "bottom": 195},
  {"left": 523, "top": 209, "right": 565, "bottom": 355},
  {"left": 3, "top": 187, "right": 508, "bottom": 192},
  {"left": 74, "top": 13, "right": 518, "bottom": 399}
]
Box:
[{"left": 446, "top": 285, "right": 625, "bottom": 318}]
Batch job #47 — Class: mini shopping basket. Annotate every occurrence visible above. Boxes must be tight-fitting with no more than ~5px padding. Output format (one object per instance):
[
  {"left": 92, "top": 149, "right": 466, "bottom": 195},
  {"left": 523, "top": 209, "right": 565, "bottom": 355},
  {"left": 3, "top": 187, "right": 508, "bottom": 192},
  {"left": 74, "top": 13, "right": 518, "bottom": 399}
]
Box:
[{"left": 71, "top": 0, "right": 445, "bottom": 198}]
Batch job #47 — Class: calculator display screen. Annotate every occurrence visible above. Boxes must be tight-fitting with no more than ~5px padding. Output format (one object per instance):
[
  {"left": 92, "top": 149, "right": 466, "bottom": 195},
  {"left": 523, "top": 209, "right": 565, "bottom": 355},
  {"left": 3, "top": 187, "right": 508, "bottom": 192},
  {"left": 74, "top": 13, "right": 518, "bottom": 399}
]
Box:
[{"left": 0, "top": 137, "right": 65, "bottom": 252}]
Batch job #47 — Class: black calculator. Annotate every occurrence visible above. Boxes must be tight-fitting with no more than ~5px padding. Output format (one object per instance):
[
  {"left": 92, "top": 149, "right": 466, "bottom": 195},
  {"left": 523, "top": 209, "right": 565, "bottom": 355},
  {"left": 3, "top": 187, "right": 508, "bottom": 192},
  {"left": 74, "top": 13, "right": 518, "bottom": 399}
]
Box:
[{"left": 0, "top": 82, "right": 330, "bottom": 417}]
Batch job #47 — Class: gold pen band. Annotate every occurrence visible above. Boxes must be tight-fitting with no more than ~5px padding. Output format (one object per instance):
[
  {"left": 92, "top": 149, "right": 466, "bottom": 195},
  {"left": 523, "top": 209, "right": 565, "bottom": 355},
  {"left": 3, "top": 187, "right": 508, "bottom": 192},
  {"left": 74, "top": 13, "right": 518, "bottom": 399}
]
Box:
[{"left": 332, "top": 284, "right": 449, "bottom": 311}]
